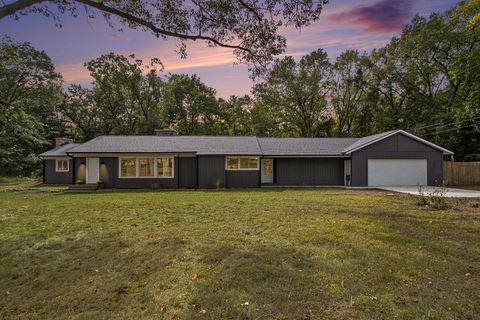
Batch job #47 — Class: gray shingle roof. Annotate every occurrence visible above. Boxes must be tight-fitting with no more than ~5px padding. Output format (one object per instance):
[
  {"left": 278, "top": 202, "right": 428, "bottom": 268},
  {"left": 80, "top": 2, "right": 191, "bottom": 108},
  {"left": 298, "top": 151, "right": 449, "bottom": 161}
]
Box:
[
  {"left": 41, "top": 130, "right": 452, "bottom": 157},
  {"left": 39, "top": 143, "right": 81, "bottom": 157},
  {"left": 69, "top": 136, "right": 262, "bottom": 155},
  {"left": 257, "top": 137, "right": 360, "bottom": 156},
  {"left": 341, "top": 130, "right": 399, "bottom": 153}
]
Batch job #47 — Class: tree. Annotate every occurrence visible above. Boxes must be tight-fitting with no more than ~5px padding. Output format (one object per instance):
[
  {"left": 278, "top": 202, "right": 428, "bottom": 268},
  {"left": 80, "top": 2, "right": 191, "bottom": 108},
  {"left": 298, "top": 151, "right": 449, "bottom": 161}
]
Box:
[
  {"left": 329, "top": 50, "right": 369, "bottom": 136},
  {"left": 364, "top": 1, "right": 480, "bottom": 160},
  {"left": 0, "top": 37, "right": 64, "bottom": 176},
  {"left": 162, "top": 74, "right": 219, "bottom": 135},
  {"left": 253, "top": 49, "right": 333, "bottom": 137},
  {"left": 216, "top": 95, "right": 254, "bottom": 136},
  {"left": 0, "top": 0, "right": 328, "bottom": 75}
]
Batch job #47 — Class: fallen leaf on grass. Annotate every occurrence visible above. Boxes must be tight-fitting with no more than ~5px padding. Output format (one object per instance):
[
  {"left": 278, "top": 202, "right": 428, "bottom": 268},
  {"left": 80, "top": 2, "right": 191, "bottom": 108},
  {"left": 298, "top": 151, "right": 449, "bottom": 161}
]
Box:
[{"left": 191, "top": 274, "right": 198, "bottom": 281}]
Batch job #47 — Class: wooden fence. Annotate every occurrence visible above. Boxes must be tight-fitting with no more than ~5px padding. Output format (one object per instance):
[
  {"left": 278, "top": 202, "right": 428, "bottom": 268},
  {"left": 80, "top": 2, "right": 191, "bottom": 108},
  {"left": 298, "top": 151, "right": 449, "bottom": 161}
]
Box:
[{"left": 443, "top": 161, "right": 480, "bottom": 186}]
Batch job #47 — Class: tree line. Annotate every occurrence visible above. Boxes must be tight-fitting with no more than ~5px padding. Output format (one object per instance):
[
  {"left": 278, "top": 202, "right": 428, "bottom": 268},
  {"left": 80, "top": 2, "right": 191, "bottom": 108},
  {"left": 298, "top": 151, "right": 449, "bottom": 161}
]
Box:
[{"left": 1, "top": 1, "right": 479, "bottom": 176}]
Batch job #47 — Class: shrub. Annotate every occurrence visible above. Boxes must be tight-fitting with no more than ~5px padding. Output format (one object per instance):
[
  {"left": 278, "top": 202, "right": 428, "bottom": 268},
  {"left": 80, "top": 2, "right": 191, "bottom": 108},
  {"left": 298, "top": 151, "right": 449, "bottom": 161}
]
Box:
[
  {"left": 417, "top": 184, "right": 450, "bottom": 210},
  {"left": 215, "top": 178, "right": 223, "bottom": 189}
]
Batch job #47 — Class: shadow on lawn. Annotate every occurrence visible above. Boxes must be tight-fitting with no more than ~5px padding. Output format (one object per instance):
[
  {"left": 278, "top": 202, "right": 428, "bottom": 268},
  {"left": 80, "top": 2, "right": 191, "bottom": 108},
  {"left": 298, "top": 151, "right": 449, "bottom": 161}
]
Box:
[
  {"left": 1, "top": 235, "right": 329, "bottom": 319},
  {"left": 185, "top": 244, "right": 327, "bottom": 320},
  {"left": 0, "top": 233, "right": 189, "bottom": 318}
]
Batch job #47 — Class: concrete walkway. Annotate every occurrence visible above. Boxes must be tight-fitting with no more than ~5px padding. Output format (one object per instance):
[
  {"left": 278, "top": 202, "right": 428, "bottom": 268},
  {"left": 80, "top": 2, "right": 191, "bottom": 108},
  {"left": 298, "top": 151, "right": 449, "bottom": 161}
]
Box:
[{"left": 379, "top": 186, "right": 480, "bottom": 198}]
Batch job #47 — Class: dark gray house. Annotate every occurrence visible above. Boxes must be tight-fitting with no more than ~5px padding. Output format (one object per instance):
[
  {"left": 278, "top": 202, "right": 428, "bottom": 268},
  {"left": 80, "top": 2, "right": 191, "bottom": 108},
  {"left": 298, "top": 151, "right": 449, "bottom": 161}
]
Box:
[{"left": 39, "top": 129, "right": 453, "bottom": 188}]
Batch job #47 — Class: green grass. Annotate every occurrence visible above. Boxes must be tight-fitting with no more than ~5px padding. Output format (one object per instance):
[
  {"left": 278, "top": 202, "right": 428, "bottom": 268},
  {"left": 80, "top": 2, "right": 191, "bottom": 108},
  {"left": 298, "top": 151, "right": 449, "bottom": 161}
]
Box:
[
  {"left": 0, "top": 188, "right": 479, "bottom": 319},
  {"left": 0, "top": 177, "right": 67, "bottom": 192}
]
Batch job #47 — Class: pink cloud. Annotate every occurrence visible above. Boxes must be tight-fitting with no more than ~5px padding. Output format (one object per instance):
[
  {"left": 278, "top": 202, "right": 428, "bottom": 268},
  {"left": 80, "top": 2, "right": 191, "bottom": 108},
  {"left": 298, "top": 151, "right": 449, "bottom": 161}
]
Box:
[
  {"left": 111, "top": 34, "right": 121, "bottom": 41},
  {"left": 327, "top": 0, "right": 413, "bottom": 33}
]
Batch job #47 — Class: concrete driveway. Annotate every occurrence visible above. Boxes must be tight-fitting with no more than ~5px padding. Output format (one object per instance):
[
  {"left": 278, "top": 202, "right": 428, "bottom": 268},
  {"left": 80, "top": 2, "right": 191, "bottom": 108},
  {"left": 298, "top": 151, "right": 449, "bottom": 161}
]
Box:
[{"left": 378, "top": 186, "right": 480, "bottom": 198}]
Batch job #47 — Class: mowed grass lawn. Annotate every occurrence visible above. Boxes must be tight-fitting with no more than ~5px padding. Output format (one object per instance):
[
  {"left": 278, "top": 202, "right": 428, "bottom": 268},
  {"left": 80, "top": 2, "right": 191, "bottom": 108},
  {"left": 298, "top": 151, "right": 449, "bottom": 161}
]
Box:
[{"left": 1, "top": 188, "right": 479, "bottom": 319}]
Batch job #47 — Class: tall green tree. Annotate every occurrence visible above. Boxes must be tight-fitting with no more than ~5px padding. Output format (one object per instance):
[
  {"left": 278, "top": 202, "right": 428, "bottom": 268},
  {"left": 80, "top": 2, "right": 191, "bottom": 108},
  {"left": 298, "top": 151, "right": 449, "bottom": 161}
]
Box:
[
  {"left": 329, "top": 50, "right": 370, "bottom": 136},
  {"left": 216, "top": 95, "right": 254, "bottom": 136},
  {"left": 0, "top": 37, "right": 63, "bottom": 176},
  {"left": 60, "top": 53, "right": 166, "bottom": 139},
  {"left": 253, "top": 49, "right": 333, "bottom": 137},
  {"left": 162, "top": 74, "right": 219, "bottom": 135}
]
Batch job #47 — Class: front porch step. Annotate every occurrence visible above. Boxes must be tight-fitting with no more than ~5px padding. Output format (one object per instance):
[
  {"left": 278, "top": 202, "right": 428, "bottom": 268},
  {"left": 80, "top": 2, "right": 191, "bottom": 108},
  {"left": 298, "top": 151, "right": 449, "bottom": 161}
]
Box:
[{"left": 66, "top": 184, "right": 98, "bottom": 192}]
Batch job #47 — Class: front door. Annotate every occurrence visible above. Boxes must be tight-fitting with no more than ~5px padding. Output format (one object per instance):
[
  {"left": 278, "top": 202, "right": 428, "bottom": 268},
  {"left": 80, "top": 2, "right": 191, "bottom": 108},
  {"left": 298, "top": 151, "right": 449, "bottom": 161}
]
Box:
[
  {"left": 261, "top": 158, "right": 274, "bottom": 184},
  {"left": 86, "top": 157, "right": 99, "bottom": 184}
]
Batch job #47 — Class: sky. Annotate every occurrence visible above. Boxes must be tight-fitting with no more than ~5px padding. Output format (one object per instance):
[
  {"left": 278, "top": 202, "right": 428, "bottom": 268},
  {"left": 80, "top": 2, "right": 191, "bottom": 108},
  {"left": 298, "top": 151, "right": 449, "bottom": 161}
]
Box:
[{"left": 1, "top": 0, "right": 458, "bottom": 98}]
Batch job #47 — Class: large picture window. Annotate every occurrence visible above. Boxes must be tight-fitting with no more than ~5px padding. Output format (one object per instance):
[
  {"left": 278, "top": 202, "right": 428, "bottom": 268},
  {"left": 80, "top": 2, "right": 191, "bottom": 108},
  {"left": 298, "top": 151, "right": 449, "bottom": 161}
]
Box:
[
  {"left": 225, "top": 157, "right": 259, "bottom": 170},
  {"left": 120, "top": 158, "right": 137, "bottom": 177},
  {"left": 55, "top": 159, "right": 69, "bottom": 172},
  {"left": 119, "top": 157, "right": 174, "bottom": 178}
]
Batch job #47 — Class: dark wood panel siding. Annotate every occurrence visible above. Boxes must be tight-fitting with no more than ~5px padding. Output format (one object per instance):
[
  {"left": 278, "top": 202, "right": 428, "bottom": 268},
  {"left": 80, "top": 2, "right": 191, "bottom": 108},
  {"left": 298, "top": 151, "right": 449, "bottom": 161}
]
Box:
[
  {"left": 351, "top": 134, "right": 444, "bottom": 186},
  {"left": 225, "top": 170, "right": 260, "bottom": 188},
  {"left": 43, "top": 159, "right": 73, "bottom": 184},
  {"left": 178, "top": 157, "right": 197, "bottom": 188},
  {"left": 275, "top": 158, "right": 344, "bottom": 185},
  {"left": 99, "top": 157, "right": 179, "bottom": 188},
  {"left": 198, "top": 155, "right": 225, "bottom": 188}
]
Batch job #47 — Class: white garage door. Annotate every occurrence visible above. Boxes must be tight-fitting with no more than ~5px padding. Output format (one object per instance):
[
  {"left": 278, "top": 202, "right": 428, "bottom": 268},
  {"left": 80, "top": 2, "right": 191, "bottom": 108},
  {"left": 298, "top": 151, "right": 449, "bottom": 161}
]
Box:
[{"left": 368, "top": 159, "right": 427, "bottom": 186}]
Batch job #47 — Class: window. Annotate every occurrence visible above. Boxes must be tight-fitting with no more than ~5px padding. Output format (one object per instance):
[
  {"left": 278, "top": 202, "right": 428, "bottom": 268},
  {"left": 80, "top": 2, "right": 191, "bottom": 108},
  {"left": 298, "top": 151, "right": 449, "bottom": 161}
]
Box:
[
  {"left": 226, "top": 157, "right": 238, "bottom": 169},
  {"left": 119, "top": 157, "right": 174, "bottom": 178},
  {"left": 120, "top": 158, "right": 137, "bottom": 177},
  {"left": 139, "top": 158, "right": 155, "bottom": 177},
  {"left": 157, "top": 158, "right": 173, "bottom": 177},
  {"left": 225, "top": 157, "right": 259, "bottom": 170},
  {"left": 56, "top": 159, "right": 69, "bottom": 172}
]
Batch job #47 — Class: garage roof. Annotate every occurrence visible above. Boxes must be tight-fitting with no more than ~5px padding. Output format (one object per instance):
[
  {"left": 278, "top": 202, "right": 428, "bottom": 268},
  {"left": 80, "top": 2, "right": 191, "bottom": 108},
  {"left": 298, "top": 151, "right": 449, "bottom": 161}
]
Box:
[{"left": 342, "top": 129, "right": 453, "bottom": 155}]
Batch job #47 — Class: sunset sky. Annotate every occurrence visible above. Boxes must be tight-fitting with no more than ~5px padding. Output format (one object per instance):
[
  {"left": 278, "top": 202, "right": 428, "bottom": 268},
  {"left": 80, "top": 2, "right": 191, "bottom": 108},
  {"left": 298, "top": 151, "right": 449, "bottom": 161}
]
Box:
[{"left": 1, "top": 0, "right": 457, "bottom": 98}]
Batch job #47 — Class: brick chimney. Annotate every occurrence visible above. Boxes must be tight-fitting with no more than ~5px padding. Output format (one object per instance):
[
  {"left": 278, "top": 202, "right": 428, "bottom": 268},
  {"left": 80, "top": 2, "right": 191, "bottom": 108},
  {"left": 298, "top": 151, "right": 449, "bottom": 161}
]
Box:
[
  {"left": 154, "top": 128, "right": 176, "bottom": 136},
  {"left": 55, "top": 137, "right": 74, "bottom": 147}
]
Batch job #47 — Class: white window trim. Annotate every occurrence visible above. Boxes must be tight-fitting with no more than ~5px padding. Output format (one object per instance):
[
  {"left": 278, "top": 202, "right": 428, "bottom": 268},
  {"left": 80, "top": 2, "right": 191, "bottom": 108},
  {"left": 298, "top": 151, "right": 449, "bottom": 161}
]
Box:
[
  {"left": 118, "top": 157, "right": 175, "bottom": 178},
  {"left": 225, "top": 156, "right": 260, "bottom": 171},
  {"left": 55, "top": 159, "right": 69, "bottom": 172}
]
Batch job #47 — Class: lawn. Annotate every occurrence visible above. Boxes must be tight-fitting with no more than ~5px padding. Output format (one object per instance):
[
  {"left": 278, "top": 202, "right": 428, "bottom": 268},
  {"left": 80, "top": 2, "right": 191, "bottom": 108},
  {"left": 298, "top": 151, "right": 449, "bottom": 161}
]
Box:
[{"left": 0, "top": 187, "right": 479, "bottom": 319}]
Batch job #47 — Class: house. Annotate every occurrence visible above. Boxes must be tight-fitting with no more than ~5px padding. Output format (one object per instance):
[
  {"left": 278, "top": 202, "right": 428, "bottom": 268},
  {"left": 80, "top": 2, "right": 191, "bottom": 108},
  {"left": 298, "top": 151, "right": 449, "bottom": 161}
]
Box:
[{"left": 39, "top": 129, "right": 453, "bottom": 188}]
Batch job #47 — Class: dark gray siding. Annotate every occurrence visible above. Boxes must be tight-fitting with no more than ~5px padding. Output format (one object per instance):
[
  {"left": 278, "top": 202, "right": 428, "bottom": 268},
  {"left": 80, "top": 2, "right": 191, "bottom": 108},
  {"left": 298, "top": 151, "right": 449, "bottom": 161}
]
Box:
[
  {"left": 198, "top": 155, "right": 225, "bottom": 188},
  {"left": 74, "top": 157, "right": 86, "bottom": 183},
  {"left": 44, "top": 159, "right": 73, "bottom": 184},
  {"left": 351, "top": 133, "right": 444, "bottom": 186},
  {"left": 275, "top": 158, "right": 344, "bottom": 185},
  {"left": 178, "top": 157, "right": 197, "bottom": 188},
  {"left": 99, "top": 157, "right": 179, "bottom": 188},
  {"left": 226, "top": 170, "right": 260, "bottom": 188}
]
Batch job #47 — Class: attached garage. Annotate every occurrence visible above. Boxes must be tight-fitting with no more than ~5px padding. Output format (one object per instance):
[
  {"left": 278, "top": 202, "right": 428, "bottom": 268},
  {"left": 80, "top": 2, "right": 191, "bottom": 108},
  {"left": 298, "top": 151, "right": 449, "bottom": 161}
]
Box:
[
  {"left": 348, "top": 130, "right": 452, "bottom": 187},
  {"left": 367, "top": 159, "right": 427, "bottom": 186}
]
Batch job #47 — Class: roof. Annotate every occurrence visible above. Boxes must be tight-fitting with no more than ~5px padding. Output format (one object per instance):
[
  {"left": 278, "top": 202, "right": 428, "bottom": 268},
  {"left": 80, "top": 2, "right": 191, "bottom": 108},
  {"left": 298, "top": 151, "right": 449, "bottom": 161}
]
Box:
[
  {"left": 342, "top": 129, "right": 453, "bottom": 155},
  {"left": 342, "top": 130, "right": 397, "bottom": 154},
  {"left": 258, "top": 137, "right": 359, "bottom": 156},
  {"left": 39, "top": 143, "right": 80, "bottom": 157},
  {"left": 69, "top": 135, "right": 262, "bottom": 155},
  {"left": 42, "top": 130, "right": 453, "bottom": 157}
]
